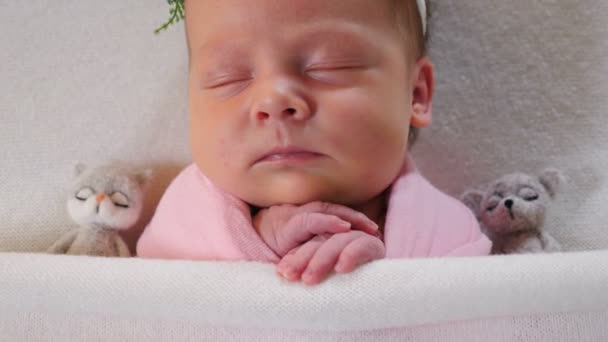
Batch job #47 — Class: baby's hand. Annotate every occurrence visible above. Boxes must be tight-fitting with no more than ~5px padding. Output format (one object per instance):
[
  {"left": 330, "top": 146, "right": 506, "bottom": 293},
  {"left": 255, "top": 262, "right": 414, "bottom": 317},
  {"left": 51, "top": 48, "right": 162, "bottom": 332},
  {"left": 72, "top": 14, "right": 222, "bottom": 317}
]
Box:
[
  {"left": 252, "top": 202, "right": 379, "bottom": 258},
  {"left": 277, "top": 230, "right": 385, "bottom": 285}
]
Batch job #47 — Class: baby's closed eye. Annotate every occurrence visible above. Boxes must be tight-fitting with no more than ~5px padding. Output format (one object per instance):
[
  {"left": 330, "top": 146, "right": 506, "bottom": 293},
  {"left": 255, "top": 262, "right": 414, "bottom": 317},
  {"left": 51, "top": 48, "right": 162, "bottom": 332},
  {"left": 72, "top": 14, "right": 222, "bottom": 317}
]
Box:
[
  {"left": 197, "top": 49, "right": 253, "bottom": 90},
  {"left": 304, "top": 61, "right": 369, "bottom": 83},
  {"left": 200, "top": 71, "right": 253, "bottom": 89}
]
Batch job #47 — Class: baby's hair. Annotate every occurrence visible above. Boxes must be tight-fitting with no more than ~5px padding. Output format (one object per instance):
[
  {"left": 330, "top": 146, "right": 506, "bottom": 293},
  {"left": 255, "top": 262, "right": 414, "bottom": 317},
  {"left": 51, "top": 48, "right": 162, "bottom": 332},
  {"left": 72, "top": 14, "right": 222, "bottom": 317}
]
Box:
[
  {"left": 392, "top": 0, "right": 429, "bottom": 59},
  {"left": 391, "top": 0, "right": 431, "bottom": 146},
  {"left": 157, "top": 0, "right": 430, "bottom": 146}
]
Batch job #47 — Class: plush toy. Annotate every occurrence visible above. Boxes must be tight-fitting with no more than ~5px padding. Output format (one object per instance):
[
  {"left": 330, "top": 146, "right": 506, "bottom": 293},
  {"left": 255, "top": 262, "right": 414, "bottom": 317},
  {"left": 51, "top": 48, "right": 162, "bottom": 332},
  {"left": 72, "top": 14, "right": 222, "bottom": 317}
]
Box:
[
  {"left": 462, "top": 169, "right": 564, "bottom": 254},
  {"left": 47, "top": 163, "right": 152, "bottom": 257}
]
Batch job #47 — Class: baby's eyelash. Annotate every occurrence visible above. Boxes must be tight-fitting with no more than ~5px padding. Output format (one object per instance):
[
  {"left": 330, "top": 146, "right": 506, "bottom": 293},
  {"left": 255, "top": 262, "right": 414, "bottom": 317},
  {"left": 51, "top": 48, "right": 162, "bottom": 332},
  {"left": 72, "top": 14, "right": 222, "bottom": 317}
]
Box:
[
  {"left": 202, "top": 75, "right": 253, "bottom": 89},
  {"left": 305, "top": 61, "right": 366, "bottom": 71}
]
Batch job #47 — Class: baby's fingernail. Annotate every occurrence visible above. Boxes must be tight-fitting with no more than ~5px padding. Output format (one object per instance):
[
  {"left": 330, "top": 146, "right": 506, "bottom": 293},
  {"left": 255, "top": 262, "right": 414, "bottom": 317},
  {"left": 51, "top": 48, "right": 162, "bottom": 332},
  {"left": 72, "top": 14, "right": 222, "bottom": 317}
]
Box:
[
  {"left": 289, "top": 271, "right": 300, "bottom": 280},
  {"left": 358, "top": 213, "right": 378, "bottom": 229},
  {"left": 357, "top": 213, "right": 369, "bottom": 220},
  {"left": 279, "top": 267, "right": 295, "bottom": 280},
  {"left": 366, "top": 222, "right": 379, "bottom": 231},
  {"left": 302, "top": 270, "right": 314, "bottom": 283},
  {"left": 339, "top": 221, "right": 351, "bottom": 229}
]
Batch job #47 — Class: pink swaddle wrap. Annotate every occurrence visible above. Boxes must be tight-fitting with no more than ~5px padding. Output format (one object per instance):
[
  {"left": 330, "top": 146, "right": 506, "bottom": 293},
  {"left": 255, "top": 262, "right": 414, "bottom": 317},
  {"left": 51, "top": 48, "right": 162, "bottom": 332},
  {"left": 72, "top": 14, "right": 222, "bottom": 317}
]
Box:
[{"left": 137, "top": 158, "right": 491, "bottom": 261}]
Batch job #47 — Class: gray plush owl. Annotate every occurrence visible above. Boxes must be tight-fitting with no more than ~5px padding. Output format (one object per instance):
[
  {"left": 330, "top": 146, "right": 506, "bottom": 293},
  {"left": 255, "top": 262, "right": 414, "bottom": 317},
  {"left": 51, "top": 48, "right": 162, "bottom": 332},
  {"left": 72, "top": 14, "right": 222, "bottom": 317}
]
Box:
[
  {"left": 462, "top": 169, "right": 564, "bottom": 254},
  {"left": 47, "top": 163, "right": 152, "bottom": 257}
]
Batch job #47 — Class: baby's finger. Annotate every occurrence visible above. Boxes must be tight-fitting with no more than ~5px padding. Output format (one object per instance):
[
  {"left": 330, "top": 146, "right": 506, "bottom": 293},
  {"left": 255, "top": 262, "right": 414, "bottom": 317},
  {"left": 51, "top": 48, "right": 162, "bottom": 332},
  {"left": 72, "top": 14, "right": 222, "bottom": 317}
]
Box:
[
  {"left": 276, "top": 236, "right": 326, "bottom": 282},
  {"left": 301, "top": 232, "right": 361, "bottom": 285},
  {"left": 299, "top": 202, "right": 379, "bottom": 235},
  {"left": 335, "top": 235, "right": 386, "bottom": 274},
  {"left": 275, "top": 213, "right": 351, "bottom": 256}
]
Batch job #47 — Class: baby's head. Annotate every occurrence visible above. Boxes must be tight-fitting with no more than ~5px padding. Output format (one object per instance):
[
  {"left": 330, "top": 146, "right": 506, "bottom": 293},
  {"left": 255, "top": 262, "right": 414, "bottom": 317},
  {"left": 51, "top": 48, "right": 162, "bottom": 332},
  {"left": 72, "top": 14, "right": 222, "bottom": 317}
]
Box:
[{"left": 185, "top": 0, "right": 434, "bottom": 208}]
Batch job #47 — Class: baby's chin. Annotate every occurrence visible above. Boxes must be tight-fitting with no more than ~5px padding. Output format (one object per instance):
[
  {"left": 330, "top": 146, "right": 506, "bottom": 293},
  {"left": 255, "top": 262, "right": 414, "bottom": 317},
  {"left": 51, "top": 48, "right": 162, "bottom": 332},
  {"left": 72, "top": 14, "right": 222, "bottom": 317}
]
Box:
[{"left": 236, "top": 174, "right": 368, "bottom": 208}]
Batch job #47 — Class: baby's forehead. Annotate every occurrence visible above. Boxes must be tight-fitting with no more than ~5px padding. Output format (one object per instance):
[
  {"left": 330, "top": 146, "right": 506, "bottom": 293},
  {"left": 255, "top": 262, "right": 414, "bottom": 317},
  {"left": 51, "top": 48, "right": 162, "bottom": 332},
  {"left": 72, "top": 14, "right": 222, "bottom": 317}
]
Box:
[
  {"left": 186, "top": 0, "right": 416, "bottom": 56},
  {"left": 199, "top": 24, "right": 379, "bottom": 54}
]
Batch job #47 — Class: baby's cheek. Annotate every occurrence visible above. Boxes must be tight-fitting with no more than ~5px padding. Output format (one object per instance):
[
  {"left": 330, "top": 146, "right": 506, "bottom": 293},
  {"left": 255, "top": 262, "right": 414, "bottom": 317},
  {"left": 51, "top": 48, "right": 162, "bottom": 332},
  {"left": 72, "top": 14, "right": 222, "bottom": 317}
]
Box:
[
  {"left": 336, "top": 111, "right": 406, "bottom": 163},
  {"left": 190, "top": 119, "right": 228, "bottom": 180},
  {"left": 327, "top": 89, "right": 406, "bottom": 149}
]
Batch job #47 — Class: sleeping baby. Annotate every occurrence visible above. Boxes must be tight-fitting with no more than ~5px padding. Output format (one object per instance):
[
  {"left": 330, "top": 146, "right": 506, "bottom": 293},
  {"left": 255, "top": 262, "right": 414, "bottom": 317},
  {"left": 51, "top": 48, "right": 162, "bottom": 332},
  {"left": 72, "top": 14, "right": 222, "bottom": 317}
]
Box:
[{"left": 137, "top": 0, "right": 492, "bottom": 285}]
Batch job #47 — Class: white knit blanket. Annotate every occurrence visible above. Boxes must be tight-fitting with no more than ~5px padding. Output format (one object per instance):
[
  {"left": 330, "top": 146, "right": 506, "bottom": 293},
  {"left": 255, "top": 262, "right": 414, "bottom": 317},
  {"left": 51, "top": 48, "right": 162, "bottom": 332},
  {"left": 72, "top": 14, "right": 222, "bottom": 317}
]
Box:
[{"left": 1, "top": 251, "right": 607, "bottom": 341}]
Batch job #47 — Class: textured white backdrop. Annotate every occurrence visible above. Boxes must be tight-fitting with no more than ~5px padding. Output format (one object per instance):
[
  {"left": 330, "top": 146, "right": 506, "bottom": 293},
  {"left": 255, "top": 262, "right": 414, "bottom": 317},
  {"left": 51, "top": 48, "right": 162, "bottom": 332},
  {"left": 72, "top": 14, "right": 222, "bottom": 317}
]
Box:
[
  {"left": 0, "top": 1, "right": 606, "bottom": 253},
  {"left": 1, "top": 1, "right": 607, "bottom": 341}
]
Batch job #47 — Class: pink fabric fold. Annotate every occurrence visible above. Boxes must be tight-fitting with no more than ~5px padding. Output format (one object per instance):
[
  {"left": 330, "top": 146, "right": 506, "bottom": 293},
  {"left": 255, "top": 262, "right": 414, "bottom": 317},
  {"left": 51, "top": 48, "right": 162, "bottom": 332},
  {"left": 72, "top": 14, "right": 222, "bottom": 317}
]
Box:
[
  {"left": 137, "top": 158, "right": 491, "bottom": 261},
  {"left": 382, "top": 158, "right": 491, "bottom": 258}
]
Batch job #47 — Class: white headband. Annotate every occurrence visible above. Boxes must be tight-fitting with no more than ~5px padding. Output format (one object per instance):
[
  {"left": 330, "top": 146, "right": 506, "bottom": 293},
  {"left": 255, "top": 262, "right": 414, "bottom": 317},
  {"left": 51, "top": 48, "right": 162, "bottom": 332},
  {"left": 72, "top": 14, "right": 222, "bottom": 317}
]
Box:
[{"left": 417, "top": 0, "right": 427, "bottom": 36}]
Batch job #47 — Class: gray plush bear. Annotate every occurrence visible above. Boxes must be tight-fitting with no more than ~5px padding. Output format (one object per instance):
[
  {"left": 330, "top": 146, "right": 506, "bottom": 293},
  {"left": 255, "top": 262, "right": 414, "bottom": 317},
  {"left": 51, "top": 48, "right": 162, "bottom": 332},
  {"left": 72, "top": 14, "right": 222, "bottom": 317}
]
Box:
[
  {"left": 462, "top": 169, "right": 564, "bottom": 254},
  {"left": 47, "top": 163, "right": 152, "bottom": 257}
]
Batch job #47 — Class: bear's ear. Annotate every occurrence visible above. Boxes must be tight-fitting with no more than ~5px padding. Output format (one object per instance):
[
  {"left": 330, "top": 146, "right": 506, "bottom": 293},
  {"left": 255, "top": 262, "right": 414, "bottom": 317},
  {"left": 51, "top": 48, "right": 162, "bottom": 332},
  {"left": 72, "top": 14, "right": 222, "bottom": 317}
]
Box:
[
  {"left": 134, "top": 168, "right": 154, "bottom": 187},
  {"left": 461, "top": 190, "right": 484, "bottom": 217},
  {"left": 539, "top": 169, "right": 565, "bottom": 198},
  {"left": 74, "top": 163, "right": 87, "bottom": 177}
]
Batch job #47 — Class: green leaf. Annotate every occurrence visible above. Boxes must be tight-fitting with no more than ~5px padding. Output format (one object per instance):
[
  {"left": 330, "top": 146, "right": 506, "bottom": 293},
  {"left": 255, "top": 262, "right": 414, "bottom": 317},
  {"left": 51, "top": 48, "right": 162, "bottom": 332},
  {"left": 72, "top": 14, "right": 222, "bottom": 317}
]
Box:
[{"left": 154, "top": 0, "right": 185, "bottom": 34}]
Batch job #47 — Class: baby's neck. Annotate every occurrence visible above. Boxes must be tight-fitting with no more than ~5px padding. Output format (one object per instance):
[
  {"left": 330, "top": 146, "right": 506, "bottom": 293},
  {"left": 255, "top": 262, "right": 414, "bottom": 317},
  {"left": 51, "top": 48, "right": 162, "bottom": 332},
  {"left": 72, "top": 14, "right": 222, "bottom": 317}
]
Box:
[{"left": 350, "top": 191, "right": 389, "bottom": 232}]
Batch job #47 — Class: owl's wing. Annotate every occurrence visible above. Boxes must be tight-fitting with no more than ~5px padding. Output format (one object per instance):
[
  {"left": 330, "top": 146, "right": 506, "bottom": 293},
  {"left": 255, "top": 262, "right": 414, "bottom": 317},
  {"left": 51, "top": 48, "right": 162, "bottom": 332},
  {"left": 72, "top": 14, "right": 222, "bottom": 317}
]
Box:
[
  {"left": 113, "top": 234, "right": 132, "bottom": 257},
  {"left": 47, "top": 229, "right": 79, "bottom": 254}
]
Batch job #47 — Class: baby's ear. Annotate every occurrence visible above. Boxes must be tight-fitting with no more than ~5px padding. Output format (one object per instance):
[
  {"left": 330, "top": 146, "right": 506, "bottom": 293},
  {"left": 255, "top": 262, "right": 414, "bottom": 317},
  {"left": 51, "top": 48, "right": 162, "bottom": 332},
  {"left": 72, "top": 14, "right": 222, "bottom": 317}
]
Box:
[
  {"left": 74, "top": 163, "right": 87, "bottom": 177},
  {"left": 539, "top": 169, "right": 565, "bottom": 198},
  {"left": 134, "top": 168, "right": 154, "bottom": 187},
  {"left": 461, "top": 190, "right": 484, "bottom": 217}
]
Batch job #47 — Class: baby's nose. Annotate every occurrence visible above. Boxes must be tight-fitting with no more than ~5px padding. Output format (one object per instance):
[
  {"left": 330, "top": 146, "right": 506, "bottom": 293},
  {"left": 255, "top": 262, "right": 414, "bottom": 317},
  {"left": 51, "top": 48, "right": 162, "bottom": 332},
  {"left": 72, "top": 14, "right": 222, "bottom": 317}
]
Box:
[
  {"left": 254, "top": 105, "right": 300, "bottom": 121},
  {"left": 251, "top": 80, "right": 312, "bottom": 123}
]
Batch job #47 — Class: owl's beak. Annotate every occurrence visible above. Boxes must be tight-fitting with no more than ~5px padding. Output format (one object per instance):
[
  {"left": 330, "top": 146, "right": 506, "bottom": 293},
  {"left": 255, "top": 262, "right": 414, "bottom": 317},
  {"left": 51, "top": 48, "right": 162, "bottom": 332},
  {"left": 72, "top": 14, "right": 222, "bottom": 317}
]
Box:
[{"left": 96, "top": 194, "right": 106, "bottom": 203}]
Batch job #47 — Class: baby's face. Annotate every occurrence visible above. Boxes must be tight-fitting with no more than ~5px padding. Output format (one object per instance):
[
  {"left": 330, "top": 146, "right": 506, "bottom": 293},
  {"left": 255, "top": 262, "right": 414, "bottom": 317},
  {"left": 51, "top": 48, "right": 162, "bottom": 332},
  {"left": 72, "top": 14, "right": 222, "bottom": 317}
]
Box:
[{"left": 186, "top": 0, "right": 432, "bottom": 207}]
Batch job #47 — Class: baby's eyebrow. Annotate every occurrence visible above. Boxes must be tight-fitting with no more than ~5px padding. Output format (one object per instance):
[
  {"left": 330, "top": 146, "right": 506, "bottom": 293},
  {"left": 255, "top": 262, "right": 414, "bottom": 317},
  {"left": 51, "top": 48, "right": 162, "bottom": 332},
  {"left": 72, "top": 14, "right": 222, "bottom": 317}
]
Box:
[
  {"left": 197, "top": 23, "right": 380, "bottom": 59},
  {"left": 299, "top": 29, "right": 370, "bottom": 43},
  {"left": 196, "top": 41, "right": 247, "bottom": 61}
]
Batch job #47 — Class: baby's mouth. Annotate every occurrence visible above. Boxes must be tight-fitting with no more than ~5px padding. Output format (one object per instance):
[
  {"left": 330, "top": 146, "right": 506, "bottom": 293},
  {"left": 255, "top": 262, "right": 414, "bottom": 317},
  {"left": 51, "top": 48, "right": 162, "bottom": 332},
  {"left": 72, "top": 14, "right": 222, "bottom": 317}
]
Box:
[{"left": 254, "top": 146, "right": 325, "bottom": 166}]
